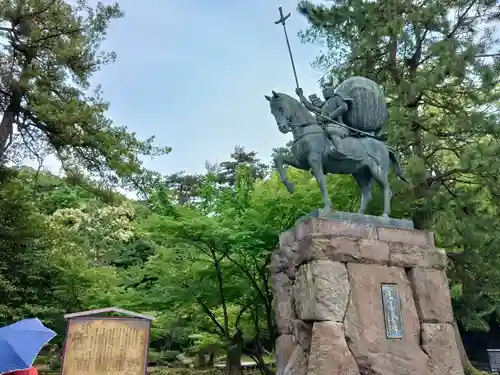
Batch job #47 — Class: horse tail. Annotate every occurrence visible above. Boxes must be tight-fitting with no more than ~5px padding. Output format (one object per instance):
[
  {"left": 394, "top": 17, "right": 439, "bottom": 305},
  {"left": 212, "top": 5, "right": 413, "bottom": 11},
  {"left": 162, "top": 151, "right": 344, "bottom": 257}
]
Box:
[{"left": 388, "top": 149, "right": 408, "bottom": 182}]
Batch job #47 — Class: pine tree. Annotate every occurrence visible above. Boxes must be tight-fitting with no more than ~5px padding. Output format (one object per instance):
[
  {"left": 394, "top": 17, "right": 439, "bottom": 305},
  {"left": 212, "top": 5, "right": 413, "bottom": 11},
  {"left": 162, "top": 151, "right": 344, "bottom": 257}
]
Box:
[
  {"left": 0, "top": 0, "right": 170, "bottom": 189},
  {"left": 209, "top": 146, "right": 269, "bottom": 186},
  {"left": 298, "top": 0, "right": 500, "bottom": 226}
]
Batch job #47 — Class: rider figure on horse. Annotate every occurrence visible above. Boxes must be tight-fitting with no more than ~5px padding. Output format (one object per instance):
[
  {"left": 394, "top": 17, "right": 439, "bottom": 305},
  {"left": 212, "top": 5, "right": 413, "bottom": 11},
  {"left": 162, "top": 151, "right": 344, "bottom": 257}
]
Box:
[{"left": 295, "top": 84, "right": 351, "bottom": 158}]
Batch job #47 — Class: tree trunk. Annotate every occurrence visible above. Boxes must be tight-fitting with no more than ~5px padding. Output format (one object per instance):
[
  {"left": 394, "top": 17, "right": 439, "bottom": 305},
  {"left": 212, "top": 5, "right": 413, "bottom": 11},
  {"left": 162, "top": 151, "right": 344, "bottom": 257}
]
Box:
[
  {"left": 0, "top": 103, "right": 17, "bottom": 161},
  {"left": 0, "top": 47, "right": 35, "bottom": 162},
  {"left": 226, "top": 331, "right": 243, "bottom": 375},
  {"left": 194, "top": 351, "right": 207, "bottom": 368},
  {"left": 213, "top": 258, "right": 230, "bottom": 335},
  {"left": 208, "top": 352, "right": 215, "bottom": 366},
  {"left": 250, "top": 352, "right": 275, "bottom": 375}
]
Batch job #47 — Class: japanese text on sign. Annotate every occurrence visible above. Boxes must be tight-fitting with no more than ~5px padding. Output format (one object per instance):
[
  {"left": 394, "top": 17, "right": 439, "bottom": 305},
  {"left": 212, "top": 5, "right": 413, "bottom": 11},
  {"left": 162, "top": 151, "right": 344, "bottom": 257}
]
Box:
[{"left": 61, "top": 317, "right": 149, "bottom": 375}]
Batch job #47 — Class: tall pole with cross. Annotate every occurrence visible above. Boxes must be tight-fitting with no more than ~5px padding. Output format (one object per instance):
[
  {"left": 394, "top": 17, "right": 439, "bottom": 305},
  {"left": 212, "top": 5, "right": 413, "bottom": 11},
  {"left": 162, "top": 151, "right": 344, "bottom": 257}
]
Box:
[{"left": 274, "top": 7, "right": 300, "bottom": 89}]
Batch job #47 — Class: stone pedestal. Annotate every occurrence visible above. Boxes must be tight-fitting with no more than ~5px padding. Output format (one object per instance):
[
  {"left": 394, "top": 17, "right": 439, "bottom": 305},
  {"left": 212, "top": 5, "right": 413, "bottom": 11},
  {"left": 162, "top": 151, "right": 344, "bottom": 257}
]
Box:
[{"left": 271, "top": 217, "right": 463, "bottom": 375}]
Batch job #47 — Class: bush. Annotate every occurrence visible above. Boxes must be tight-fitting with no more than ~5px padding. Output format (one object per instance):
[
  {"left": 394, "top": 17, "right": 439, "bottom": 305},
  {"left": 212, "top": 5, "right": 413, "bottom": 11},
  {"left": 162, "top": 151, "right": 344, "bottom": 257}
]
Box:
[
  {"left": 35, "top": 355, "right": 50, "bottom": 365},
  {"left": 149, "top": 350, "right": 182, "bottom": 365},
  {"left": 47, "top": 354, "right": 61, "bottom": 372}
]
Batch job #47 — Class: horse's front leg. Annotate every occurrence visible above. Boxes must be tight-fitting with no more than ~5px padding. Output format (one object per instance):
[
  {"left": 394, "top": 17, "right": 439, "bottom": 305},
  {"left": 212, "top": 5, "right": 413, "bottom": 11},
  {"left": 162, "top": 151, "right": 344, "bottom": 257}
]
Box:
[
  {"left": 308, "top": 152, "right": 332, "bottom": 214},
  {"left": 273, "top": 154, "right": 306, "bottom": 193}
]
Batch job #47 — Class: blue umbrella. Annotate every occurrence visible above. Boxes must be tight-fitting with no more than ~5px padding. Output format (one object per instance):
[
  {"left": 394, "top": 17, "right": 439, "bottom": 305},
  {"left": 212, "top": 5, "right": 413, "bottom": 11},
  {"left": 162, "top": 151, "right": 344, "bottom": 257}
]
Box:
[{"left": 0, "top": 318, "right": 56, "bottom": 373}]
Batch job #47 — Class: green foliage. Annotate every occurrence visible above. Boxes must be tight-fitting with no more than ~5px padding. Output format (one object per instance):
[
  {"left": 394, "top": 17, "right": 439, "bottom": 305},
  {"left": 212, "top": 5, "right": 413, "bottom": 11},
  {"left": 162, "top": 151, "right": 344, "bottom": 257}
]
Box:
[
  {"left": 0, "top": 167, "right": 139, "bottom": 337},
  {"left": 149, "top": 349, "right": 181, "bottom": 365},
  {"left": 297, "top": 0, "right": 500, "bottom": 225},
  {"left": 0, "top": 169, "right": 58, "bottom": 323}
]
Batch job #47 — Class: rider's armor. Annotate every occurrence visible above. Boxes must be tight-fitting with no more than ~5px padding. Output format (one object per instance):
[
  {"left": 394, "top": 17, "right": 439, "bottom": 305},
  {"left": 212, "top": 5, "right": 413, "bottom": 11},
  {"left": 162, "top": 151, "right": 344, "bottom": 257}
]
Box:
[{"left": 307, "top": 92, "right": 350, "bottom": 158}]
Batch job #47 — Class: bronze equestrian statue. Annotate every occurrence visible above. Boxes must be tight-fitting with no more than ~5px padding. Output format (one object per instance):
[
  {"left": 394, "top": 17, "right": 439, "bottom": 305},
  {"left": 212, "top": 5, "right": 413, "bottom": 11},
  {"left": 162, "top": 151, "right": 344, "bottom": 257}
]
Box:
[
  {"left": 265, "top": 76, "right": 406, "bottom": 217},
  {"left": 270, "top": 7, "right": 406, "bottom": 217}
]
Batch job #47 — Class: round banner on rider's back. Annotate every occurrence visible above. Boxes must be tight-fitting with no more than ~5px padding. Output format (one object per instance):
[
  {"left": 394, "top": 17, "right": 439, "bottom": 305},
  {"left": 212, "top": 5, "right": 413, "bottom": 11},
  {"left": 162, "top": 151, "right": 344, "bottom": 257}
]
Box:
[{"left": 335, "top": 76, "right": 388, "bottom": 132}]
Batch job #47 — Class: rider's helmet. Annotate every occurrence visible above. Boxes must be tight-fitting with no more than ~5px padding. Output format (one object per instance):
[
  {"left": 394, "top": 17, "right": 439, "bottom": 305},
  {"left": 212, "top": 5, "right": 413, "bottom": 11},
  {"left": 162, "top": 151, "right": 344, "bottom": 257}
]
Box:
[{"left": 322, "top": 84, "right": 335, "bottom": 100}]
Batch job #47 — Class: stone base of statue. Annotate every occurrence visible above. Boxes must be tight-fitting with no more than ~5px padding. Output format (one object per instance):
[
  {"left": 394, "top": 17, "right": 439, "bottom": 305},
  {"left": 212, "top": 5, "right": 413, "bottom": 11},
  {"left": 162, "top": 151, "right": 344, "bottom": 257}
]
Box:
[{"left": 271, "top": 215, "right": 464, "bottom": 375}]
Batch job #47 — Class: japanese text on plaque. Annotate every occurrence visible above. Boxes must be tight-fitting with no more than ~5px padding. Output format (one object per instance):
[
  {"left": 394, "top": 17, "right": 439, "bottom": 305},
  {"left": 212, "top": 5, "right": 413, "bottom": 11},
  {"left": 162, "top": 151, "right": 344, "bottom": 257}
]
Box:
[
  {"left": 62, "top": 318, "right": 149, "bottom": 375},
  {"left": 381, "top": 284, "right": 404, "bottom": 339}
]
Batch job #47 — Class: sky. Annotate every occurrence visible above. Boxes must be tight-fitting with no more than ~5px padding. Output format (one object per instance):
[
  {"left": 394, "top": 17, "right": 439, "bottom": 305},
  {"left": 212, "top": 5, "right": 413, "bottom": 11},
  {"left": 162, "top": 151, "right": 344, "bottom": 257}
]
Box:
[{"left": 65, "top": 0, "right": 325, "bottom": 176}]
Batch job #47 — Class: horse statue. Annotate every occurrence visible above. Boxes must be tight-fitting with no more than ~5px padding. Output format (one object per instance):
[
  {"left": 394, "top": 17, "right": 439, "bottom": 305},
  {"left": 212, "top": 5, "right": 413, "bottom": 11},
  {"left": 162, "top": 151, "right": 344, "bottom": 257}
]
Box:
[{"left": 265, "top": 90, "right": 406, "bottom": 217}]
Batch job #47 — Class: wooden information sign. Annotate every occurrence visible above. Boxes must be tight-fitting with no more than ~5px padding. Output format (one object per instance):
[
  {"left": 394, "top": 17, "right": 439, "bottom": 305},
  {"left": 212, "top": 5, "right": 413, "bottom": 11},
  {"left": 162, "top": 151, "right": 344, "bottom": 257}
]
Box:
[{"left": 60, "top": 307, "right": 154, "bottom": 375}]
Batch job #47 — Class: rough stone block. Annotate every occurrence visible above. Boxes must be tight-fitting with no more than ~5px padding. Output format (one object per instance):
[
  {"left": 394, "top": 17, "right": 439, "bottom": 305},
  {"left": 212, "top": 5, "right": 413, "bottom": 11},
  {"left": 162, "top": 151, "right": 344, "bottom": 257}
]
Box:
[
  {"left": 283, "top": 344, "right": 308, "bottom": 375},
  {"left": 308, "top": 321, "right": 359, "bottom": 375},
  {"left": 389, "top": 243, "right": 446, "bottom": 269},
  {"left": 408, "top": 268, "right": 454, "bottom": 323},
  {"left": 358, "top": 238, "right": 390, "bottom": 264},
  {"left": 271, "top": 272, "right": 295, "bottom": 334},
  {"left": 291, "top": 236, "right": 391, "bottom": 266},
  {"left": 293, "top": 260, "right": 349, "bottom": 321},
  {"left": 329, "top": 236, "right": 360, "bottom": 260},
  {"left": 378, "top": 227, "right": 434, "bottom": 247},
  {"left": 421, "top": 323, "right": 464, "bottom": 375},
  {"left": 291, "top": 319, "right": 313, "bottom": 351},
  {"left": 280, "top": 229, "right": 295, "bottom": 248},
  {"left": 295, "top": 235, "right": 359, "bottom": 264},
  {"left": 344, "top": 263, "right": 430, "bottom": 375},
  {"left": 270, "top": 247, "right": 294, "bottom": 273},
  {"left": 275, "top": 335, "right": 296, "bottom": 375},
  {"left": 294, "top": 218, "right": 376, "bottom": 242}
]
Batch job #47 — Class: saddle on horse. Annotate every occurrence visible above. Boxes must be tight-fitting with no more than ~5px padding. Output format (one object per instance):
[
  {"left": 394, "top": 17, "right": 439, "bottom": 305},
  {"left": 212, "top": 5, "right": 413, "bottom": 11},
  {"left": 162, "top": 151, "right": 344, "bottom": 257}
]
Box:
[{"left": 324, "top": 124, "right": 364, "bottom": 161}]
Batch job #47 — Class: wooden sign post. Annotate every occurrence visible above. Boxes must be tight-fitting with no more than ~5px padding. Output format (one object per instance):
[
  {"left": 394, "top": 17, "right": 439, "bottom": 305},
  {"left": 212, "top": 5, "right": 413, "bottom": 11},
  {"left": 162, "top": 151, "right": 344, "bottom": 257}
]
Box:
[{"left": 60, "top": 307, "right": 154, "bottom": 375}]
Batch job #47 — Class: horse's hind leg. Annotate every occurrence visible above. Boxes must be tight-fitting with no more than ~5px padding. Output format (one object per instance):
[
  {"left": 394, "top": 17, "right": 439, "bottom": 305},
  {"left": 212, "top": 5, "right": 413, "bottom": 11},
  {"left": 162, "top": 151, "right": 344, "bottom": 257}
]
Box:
[
  {"left": 353, "top": 168, "right": 373, "bottom": 214},
  {"left": 368, "top": 162, "right": 392, "bottom": 217}
]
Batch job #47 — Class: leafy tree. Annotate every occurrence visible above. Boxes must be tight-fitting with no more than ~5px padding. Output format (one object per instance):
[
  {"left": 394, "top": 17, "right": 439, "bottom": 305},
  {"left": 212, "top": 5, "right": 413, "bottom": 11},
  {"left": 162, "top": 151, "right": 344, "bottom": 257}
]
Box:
[
  {"left": 8, "top": 166, "right": 126, "bottom": 214},
  {"left": 0, "top": 167, "right": 128, "bottom": 339},
  {"left": 297, "top": 0, "right": 500, "bottom": 372},
  {"left": 0, "top": 168, "right": 58, "bottom": 324},
  {"left": 111, "top": 237, "right": 156, "bottom": 269},
  {"left": 48, "top": 200, "right": 135, "bottom": 264},
  {"left": 0, "top": 0, "right": 169, "bottom": 189},
  {"left": 270, "top": 140, "right": 294, "bottom": 167},
  {"left": 208, "top": 146, "right": 269, "bottom": 187},
  {"left": 137, "top": 205, "right": 255, "bottom": 375},
  {"left": 165, "top": 172, "right": 203, "bottom": 205}
]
